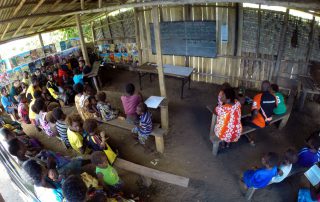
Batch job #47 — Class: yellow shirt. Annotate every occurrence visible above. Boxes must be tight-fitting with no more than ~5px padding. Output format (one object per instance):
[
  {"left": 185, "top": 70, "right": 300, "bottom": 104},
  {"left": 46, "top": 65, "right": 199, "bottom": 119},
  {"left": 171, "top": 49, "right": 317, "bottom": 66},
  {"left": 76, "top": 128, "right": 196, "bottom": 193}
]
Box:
[
  {"left": 67, "top": 128, "right": 84, "bottom": 154},
  {"left": 21, "top": 78, "right": 30, "bottom": 85},
  {"left": 26, "top": 85, "right": 41, "bottom": 100},
  {"left": 29, "top": 99, "right": 37, "bottom": 120}
]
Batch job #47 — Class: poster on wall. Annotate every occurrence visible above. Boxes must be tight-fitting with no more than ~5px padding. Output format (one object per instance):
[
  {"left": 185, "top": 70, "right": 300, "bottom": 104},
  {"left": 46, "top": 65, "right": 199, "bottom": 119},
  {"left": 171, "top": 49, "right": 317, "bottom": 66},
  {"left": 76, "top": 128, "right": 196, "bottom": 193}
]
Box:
[
  {"left": 7, "top": 64, "right": 30, "bottom": 82},
  {"left": 60, "top": 41, "right": 67, "bottom": 51},
  {"left": 70, "top": 38, "right": 80, "bottom": 47},
  {"left": 43, "top": 44, "right": 56, "bottom": 56}
]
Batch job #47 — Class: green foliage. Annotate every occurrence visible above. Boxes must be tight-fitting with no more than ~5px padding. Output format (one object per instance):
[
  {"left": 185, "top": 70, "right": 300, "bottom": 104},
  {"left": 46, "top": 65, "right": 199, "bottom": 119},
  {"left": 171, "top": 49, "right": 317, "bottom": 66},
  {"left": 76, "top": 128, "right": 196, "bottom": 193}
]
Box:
[{"left": 60, "top": 24, "right": 93, "bottom": 42}]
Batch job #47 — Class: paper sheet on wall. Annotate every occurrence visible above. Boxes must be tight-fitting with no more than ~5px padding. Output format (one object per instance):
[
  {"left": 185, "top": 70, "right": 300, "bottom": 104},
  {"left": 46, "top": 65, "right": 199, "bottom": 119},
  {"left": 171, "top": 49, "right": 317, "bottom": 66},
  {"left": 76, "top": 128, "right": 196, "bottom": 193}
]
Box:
[
  {"left": 144, "top": 96, "right": 165, "bottom": 109},
  {"left": 304, "top": 164, "right": 320, "bottom": 186}
]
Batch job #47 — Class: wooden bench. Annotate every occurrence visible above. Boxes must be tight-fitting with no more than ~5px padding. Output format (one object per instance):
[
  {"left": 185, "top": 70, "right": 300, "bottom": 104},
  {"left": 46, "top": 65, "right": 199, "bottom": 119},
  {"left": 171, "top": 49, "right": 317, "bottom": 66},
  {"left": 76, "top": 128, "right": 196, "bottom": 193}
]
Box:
[
  {"left": 102, "top": 118, "right": 166, "bottom": 153},
  {"left": 207, "top": 90, "right": 296, "bottom": 156},
  {"left": 114, "top": 158, "right": 189, "bottom": 188},
  {"left": 244, "top": 166, "right": 307, "bottom": 200}
]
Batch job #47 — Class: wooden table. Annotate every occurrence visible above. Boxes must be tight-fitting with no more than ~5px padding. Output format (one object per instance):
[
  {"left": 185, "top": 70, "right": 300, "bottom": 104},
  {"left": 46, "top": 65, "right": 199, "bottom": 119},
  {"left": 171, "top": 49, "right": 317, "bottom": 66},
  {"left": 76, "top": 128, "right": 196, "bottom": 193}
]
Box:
[
  {"left": 298, "top": 75, "right": 320, "bottom": 110},
  {"left": 135, "top": 63, "right": 194, "bottom": 99}
]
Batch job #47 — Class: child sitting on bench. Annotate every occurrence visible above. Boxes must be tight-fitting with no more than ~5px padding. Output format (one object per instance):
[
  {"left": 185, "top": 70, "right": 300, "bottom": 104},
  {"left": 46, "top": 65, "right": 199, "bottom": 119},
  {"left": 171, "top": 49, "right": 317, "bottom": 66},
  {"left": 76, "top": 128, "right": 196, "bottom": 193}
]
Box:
[
  {"left": 17, "top": 94, "right": 30, "bottom": 124},
  {"left": 96, "top": 92, "right": 119, "bottom": 121},
  {"left": 270, "top": 148, "right": 298, "bottom": 184},
  {"left": 121, "top": 83, "right": 142, "bottom": 124},
  {"left": 132, "top": 102, "right": 153, "bottom": 146},
  {"left": 83, "top": 119, "right": 117, "bottom": 164},
  {"left": 297, "top": 133, "right": 320, "bottom": 167},
  {"left": 52, "top": 108, "right": 71, "bottom": 148},
  {"left": 271, "top": 84, "right": 287, "bottom": 115},
  {"left": 241, "top": 152, "right": 279, "bottom": 189}
]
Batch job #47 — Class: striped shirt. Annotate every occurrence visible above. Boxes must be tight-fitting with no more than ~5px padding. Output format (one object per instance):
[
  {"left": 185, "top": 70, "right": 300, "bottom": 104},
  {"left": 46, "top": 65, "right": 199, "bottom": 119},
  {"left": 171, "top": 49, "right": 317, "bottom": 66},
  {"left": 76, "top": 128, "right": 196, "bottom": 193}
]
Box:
[
  {"left": 56, "top": 120, "right": 70, "bottom": 147},
  {"left": 138, "top": 111, "right": 153, "bottom": 136},
  {"left": 297, "top": 147, "right": 320, "bottom": 167}
]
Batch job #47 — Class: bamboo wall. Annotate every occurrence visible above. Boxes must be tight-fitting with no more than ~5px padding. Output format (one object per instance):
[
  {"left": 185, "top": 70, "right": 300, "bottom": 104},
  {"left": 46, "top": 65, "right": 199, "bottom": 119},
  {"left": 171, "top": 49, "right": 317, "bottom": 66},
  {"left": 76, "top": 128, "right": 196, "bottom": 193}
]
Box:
[{"left": 93, "top": 4, "right": 320, "bottom": 90}]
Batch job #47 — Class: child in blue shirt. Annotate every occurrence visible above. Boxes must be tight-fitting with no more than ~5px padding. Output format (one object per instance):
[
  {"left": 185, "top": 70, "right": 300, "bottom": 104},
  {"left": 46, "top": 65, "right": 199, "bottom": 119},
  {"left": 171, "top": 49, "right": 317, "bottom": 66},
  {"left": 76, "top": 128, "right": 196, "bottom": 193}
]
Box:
[
  {"left": 132, "top": 102, "right": 153, "bottom": 145},
  {"left": 73, "top": 68, "right": 84, "bottom": 85},
  {"left": 298, "top": 133, "right": 320, "bottom": 167},
  {"left": 242, "top": 152, "right": 279, "bottom": 189}
]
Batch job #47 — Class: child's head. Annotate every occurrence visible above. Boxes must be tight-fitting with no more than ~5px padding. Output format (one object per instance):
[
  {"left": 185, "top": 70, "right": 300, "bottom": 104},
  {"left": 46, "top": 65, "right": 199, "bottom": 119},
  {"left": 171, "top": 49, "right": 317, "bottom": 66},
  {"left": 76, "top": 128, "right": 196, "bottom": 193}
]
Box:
[
  {"left": 31, "top": 76, "right": 39, "bottom": 87},
  {"left": 46, "top": 111, "right": 56, "bottom": 124},
  {"left": 47, "top": 72, "right": 54, "bottom": 81},
  {"left": 136, "top": 102, "right": 147, "bottom": 115},
  {"left": 66, "top": 114, "right": 83, "bottom": 132},
  {"left": 62, "top": 175, "right": 88, "bottom": 202},
  {"left": 91, "top": 151, "right": 109, "bottom": 168},
  {"left": 221, "top": 82, "right": 231, "bottom": 91},
  {"left": 47, "top": 102, "right": 60, "bottom": 111},
  {"left": 261, "top": 152, "right": 279, "bottom": 168},
  {"left": 33, "top": 98, "right": 46, "bottom": 113},
  {"left": 88, "top": 96, "right": 97, "bottom": 106},
  {"left": 1, "top": 87, "right": 8, "bottom": 96},
  {"left": 83, "top": 119, "right": 98, "bottom": 136},
  {"left": 221, "top": 88, "right": 236, "bottom": 104},
  {"left": 85, "top": 86, "right": 96, "bottom": 96},
  {"left": 261, "top": 80, "right": 271, "bottom": 92},
  {"left": 33, "top": 90, "right": 42, "bottom": 99},
  {"left": 17, "top": 94, "right": 27, "bottom": 103},
  {"left": 73, "top": 68, "right": 81, "bottom": 75},
  {"left": 23, "top": 71, "right": 29, "bottom": 79},
  {"left": 73, "top": 83, "right": 84, "bottom": 94},
  {"left": 0, "top": 128, "right": 16, "bottom": 142},
  {"left": 96, "top": 92, "right": 106, "bottom": 103},
  {"left": 283, "top": 148, "right": 298, "bottom": 164},
  {"left": 271, "top": 84, "right": 279, "bottom": 93},
  {"left": 125, "top": 83, "right": 135, "bottom": 96},
  {"left": 8, "top": 138, "right": 27, "bottom": 161},
  {"left": 23, "top": 159, "right": 46, "bottom": 186},
  {"left": 48, "top": 168, "right": 59, "bottom": 181},
  {"left": 52, "top": 108, "right": 66, "bottom": 121},
  {"left": 306, "top": 135, "right": 320, "bottom": 151}
]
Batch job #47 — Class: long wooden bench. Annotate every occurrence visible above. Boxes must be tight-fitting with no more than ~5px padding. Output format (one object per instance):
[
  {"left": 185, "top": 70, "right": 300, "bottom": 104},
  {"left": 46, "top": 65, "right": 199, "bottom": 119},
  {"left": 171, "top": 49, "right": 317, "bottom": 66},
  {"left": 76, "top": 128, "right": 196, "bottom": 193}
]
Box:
[
  {"left": 207, "top": 90, "right": 295, "bottom": 156},
  {"left": 102, "top": 118, "right": 166, "bottom": 153},
  {"left": 114, "top": 158, "right": 189, "bottom": 188},
  {"left": 244, "top": 166, "right": 307, "bottom": 200}
]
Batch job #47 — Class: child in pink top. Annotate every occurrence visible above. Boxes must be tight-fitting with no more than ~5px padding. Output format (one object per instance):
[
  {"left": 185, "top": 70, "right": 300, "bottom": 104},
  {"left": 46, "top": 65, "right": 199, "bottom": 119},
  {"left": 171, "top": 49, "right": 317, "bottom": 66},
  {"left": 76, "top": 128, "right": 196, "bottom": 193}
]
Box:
[{"left": 121, "top": 83, "right": 142, "bottom": 124}]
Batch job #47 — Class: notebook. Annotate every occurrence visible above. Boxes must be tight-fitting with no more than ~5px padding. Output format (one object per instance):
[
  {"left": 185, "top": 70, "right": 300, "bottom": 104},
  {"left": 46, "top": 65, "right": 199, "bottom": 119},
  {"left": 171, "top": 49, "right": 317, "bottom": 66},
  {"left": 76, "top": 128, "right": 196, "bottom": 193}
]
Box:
[{"left": 304, "top": 164, "right": 320, "bottom": 186}]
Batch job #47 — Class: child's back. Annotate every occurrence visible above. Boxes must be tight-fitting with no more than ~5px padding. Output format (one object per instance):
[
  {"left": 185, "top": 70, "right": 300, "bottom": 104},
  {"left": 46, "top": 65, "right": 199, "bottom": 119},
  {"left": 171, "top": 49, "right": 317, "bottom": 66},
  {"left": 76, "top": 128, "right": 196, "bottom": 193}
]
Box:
[
  {"left": 138, "top": 110, "right": 153, "bottom": 136},
  {"left": 271, "top": 84, "right": 286, "bottom": 115},
  {"left": 298, "top": 147, "right": 320, "bottom": 167},
  {"left": 243, "top": 166, "right": 278, "bottom": 189}
]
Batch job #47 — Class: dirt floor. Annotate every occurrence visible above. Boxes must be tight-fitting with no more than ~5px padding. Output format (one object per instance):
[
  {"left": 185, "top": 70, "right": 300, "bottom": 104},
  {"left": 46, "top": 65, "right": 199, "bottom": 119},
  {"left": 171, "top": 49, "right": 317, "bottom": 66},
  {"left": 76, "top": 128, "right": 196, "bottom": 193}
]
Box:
[{"left": 18, "top": 67, "right": 320, "bottom": 202}]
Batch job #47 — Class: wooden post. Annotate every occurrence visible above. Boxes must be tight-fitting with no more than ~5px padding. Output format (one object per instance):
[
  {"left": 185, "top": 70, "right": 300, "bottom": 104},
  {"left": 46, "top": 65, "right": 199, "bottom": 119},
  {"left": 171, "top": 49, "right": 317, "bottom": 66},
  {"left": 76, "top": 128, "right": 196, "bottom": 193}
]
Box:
[
  {"left": 184, "top": 5, "right": 191, "bottom": 67},
  {"left": 273, "top": 9, "right": 289, "bottom": 81},
  {"left": 75, "top": 14, "right": 90, "bottom": 65},
  {"left": 256, "top": 4, "right": 261, "bottom": 57},
  {"left": 305, "top": 17, "right": 316, "bottom": 75},
  {"left": 134, "top": 8, "right": 142, "bottom": 64},
  {"left": 235, "top": 3, "right": 243, "bottom": 87},
  {"left": 152, "top": 6, "right": 168, "bottom": 131},
  {"left": 138, "top": 11, "right": 148, "bottom": 63},
  {"left": 90, "top": 21, "right": 95, "bottom": 44},
  {"left": 38, "top": 33, "right": 45, "bottom": 56}
]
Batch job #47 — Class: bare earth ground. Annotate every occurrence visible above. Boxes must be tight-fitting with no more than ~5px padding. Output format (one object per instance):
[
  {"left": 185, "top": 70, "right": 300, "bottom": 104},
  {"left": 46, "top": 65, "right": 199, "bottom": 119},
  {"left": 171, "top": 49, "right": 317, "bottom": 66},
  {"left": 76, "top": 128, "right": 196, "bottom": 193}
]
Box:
[{"left": 15, "top": 67, "right": 320, "bottom": 202}]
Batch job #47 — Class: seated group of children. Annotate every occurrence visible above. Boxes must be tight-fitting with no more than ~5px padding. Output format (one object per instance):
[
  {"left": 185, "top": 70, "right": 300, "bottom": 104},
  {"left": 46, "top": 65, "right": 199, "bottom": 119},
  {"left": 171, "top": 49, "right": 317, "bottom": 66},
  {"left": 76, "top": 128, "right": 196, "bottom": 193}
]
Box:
[{"left": 241, "top": 131, "right": 320, "bottom": 191}]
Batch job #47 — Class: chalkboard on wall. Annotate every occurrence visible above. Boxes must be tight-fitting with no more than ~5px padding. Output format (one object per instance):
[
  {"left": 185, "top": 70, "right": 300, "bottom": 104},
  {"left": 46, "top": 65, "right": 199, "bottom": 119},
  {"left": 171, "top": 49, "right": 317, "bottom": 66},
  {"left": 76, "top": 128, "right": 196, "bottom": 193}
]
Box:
[{"left": 150, "top": 21, "right": 216, "bottom": 58}]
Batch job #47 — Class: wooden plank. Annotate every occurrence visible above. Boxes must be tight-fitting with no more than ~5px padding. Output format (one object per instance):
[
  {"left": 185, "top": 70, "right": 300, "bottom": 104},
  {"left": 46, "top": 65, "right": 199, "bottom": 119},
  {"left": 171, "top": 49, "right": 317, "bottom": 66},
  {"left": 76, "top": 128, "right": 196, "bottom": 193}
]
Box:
[
  {"left": 134, "top": 8, "right": 142, "bottom": 64},
  {"left": 75, "top": 14, "right": 90, "bottom": 65},
  {"left": 114, "top": 158, "right": 189, "bottom": 188}
]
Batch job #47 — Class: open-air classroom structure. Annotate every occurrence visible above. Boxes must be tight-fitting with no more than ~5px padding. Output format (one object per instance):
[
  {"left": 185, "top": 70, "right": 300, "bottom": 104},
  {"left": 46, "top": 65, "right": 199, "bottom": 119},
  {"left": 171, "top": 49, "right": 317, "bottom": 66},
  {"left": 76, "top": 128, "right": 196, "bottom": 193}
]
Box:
[{"left": 0, "top": 0, "right": 320, "bottom": 201}]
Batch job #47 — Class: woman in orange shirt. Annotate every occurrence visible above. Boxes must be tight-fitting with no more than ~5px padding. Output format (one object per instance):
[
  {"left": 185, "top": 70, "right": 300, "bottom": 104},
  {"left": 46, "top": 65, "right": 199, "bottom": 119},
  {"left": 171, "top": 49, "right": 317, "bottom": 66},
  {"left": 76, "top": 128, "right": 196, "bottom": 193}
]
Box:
[{"left": 214, "top": 88, "right": 242, "bottom": 148}]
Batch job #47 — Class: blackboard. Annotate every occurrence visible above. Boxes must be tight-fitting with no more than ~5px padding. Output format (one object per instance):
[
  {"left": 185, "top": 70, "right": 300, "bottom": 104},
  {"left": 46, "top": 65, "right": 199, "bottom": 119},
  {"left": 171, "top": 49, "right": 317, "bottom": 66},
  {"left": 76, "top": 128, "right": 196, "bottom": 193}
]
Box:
[{"left": 150, "top": 21, "right": 216, "bottom": 58}]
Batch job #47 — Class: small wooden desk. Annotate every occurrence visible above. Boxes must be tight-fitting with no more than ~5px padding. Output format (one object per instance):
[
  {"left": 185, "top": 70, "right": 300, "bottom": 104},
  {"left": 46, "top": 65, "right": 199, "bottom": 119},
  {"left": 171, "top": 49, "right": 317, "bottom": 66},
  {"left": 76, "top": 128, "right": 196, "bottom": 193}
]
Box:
[
  {"left": 135, "top": 63, "right": 193, "bottom": 99},
  {"left": 298, "top": 76, "right": 320, "bottom": 110}
]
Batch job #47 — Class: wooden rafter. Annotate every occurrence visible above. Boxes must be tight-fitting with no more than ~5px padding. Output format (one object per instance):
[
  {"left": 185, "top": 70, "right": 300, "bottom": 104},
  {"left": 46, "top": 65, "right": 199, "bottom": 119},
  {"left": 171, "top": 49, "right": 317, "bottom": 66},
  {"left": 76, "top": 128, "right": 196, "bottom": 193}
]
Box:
[
  {"left": 13, "top": 0, "right": 46, "bottom": 37},
  {"left": 1, "top": 0, "right": 27, "bottom": 40},
  {"left": 81, "top": 0, "right": 85, "bottom": 10},
  {"left": 98, "top": 0, "right": 102, "bottom": 8}
]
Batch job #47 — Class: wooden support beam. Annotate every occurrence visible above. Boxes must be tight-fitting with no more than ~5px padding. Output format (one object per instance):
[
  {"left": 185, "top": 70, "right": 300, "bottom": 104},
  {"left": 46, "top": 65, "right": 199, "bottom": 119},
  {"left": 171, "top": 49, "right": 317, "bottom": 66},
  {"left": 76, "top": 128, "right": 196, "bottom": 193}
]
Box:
[
  {"left": 38, "top": 33, "right": 44, "bottom": 47},
  {"left": 81, "top": 0, "right": 85, "bottom": 10},
  {"left": 75, "top": 14, "right": 90, "bottom": 66},
  {"left": 134, "top": 8, "right": 142, "bottom": 64},
  {"left": 114, "top": 158, "right": 189, "bottom": 188},
  {"left": 152, "top": 6, "right": 167, "bottom": 97},
  {"left": 273, "top": 9, "right": 289, "bottom": 81},
  {"left": 184, "top": 4, "right": 191, "bottom": 67},
  {"left": 256, "top": 4, "right": 261, "bottom": 57},
  {"left": 98, "top": 0, "right": 102, "bottom": 8},
  {"left": 305, "top": 17, "right": 316, "bottom": 75},
  {"left": 91, "top": 22, "right": 95, "bottom": 44}
]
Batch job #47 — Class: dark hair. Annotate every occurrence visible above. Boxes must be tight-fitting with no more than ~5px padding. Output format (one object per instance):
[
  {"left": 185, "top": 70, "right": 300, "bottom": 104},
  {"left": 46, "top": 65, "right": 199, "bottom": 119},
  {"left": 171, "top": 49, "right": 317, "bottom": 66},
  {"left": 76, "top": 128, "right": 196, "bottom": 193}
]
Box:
[
  {"left": 31, "top": 77, "right": 39, "bottom": 85},
  {"left": 137, "top": 102, "right": 147, "bottom": 113},
  {"left": 35, "top": 68, "right": 41, "bottom": 72},
  {"left": 271, "top": 84, "right": 279, "bottom": 92},
  {"left": 261, "top": 80, "right": 271, "bottom": 92},
  {"left": 47, "top": 72, "right": 53, "bottom": 78},
  {"left": 87, "top": 192, "right": 107, "bottom": 202},
  {"left": 46, "top": 111, "right": 56, "bottom": 123},
  {"left": 33, "top": 98, "right": 45, "bottom": 113},
  {"left": 0, "top": 128, "right": 14, "bottom": 141},
  {"left": 47, "top": 102, "right": 60, "bottom": 111},
  {"left": 96, "top": 92, "right": 106, "bottom": 102},
  {"left": 73, "top": 68, "right": 81, "bottom": 75},
  {"left": 17, "top": 94, "right": 26, "bottom": 103},
  {"left": 88, "top": 96, "right": 96, "bottom": 103},
  {"left": 73, "top": 83, "right": 84, "bottom": 94},
  {"left": 62, "top": 175, "right": 87, "bottom": 202},
  {"left": 33, "top": 90, "right": 42, "bottom": 99},
  {"left": 284, "top": 148, "right": 298, "bottom": 164},
  {"left": 125, "top": 83, "right": 135, "bottom": 95},
  {"left": 91, "top": 151, "right": 107, "bottom": 166},
  {"left": 66, "top": 114, "right": 83, "bottom": 127},
  {"left": 83, "top": 119, "right": 98, "bottom": 133},
  {"left": 1, "top": 87, "right": 6, "bottom": 94},
  {"left": 23, "top": 160, "right": 43, "bottom": 185},
  {"left": 8, "top": 138, "right": 21, "bottom": 158},
  {"left": 221, "top": 82, "right": 231, "bottom": 90},
  {"left": 308, "top": 135, "right": 320, "bottom": 150},
  {"left": 223, "top": 88, "right": 236, "bottom": 101},
  {"left": 52, "top": 108, "right": 65, "bottom": 121},
  {"left": 23, "top": 71, "right": 29, "bottom": 75},
  {"left": 264, "top": 152, "right": 279, "bottom": 167}
]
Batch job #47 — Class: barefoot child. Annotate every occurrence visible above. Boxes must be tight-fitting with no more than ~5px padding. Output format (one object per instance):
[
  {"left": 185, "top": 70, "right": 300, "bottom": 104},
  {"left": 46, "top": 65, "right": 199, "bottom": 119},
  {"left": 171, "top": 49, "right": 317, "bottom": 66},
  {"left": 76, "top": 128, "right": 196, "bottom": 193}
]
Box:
[
  {"left": 52, "top": 108, "right": 71, "bottom": 148},
  {"left": 132, "top": 102, "right": 152, "bottom": 146},
  {"left": 91, "top": 151, "right": 122, "bottom": 192},
  {"left": 241, "top": 152, "right": 279, "bottom": 189}
]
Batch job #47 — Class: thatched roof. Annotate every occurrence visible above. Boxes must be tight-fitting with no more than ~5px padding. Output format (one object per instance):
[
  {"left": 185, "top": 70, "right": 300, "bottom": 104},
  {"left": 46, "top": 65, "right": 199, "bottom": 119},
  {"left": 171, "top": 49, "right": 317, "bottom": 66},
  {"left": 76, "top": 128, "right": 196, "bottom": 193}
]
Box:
[{"left": 0, "top": 0, "right": 319, "bottom": 44}]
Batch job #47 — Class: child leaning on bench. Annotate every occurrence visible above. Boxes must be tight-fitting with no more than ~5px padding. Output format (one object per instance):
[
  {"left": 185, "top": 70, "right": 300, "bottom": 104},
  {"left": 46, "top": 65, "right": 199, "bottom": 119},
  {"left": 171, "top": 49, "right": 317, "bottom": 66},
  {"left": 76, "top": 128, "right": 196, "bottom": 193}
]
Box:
[{"left": 132, "top": 102, "right": 153, "bottom": 145}]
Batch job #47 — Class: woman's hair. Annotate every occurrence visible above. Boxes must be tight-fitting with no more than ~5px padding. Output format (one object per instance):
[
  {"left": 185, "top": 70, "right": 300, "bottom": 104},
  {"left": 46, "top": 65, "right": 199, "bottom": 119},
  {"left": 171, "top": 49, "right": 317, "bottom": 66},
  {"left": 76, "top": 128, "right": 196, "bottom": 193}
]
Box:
[
  {"left": 66, "top": 114, "right": 83, "bottom": 127},
  {"left": 90, "top": 151, "right": 107, "bottom": 166},
  {"left": 23, "top": 160, "right": 43, "bottom": 185},
  {"left": 83, "top": 119, "right": 98, "bottom": 133},
  {"left": 125, "top": 83, "right": 135, "bottom": 95},
  {"left": 62, "top": 175, "right": 87, "bottom": 202},
  {"left": 223, "top": 88, "right": 236, "bottom": 101},
  {"left": 96, "top": 92, "right": 106, "bottom": 102},
  {"left": 73, "top": 83, "right": 84, "bottom": 94}
]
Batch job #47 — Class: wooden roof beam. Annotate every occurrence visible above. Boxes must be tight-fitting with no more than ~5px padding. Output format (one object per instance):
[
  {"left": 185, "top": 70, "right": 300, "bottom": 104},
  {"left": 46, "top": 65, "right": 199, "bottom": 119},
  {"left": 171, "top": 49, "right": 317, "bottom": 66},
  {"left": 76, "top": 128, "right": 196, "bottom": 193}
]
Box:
[
  {"left": 81, "top": 0, "right": 85, "bottom": 10},
  {"left": 98, "top": 0, "right": 102, "bottom": 8}
]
